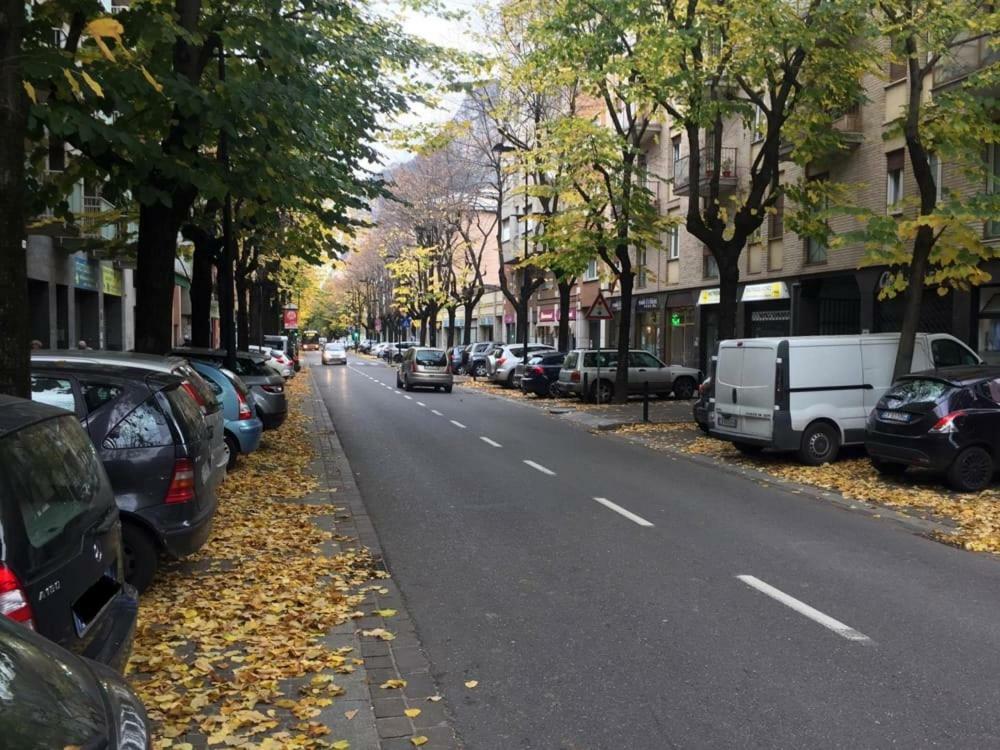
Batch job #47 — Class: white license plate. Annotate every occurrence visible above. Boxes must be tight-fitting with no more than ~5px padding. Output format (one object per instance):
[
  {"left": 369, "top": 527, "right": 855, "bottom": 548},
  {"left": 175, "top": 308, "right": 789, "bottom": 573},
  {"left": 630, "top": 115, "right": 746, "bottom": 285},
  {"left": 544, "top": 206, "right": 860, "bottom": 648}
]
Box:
[
  {"left": 879, "top": 410, "right": 911, "bottom": 423},
  {"left": 717, "top": 413, "right": 737, "bottom": 428}
]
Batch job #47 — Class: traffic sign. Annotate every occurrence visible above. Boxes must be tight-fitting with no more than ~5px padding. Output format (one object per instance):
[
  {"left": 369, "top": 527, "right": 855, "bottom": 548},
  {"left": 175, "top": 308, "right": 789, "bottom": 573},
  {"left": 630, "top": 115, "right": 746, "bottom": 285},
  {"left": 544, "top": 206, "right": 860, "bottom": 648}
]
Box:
[
  {"left": 403, "top": 316, "right": 412, "bottom": 328},
  {"left": 585, "top": 292, "right": 614, "bottom": 321}
]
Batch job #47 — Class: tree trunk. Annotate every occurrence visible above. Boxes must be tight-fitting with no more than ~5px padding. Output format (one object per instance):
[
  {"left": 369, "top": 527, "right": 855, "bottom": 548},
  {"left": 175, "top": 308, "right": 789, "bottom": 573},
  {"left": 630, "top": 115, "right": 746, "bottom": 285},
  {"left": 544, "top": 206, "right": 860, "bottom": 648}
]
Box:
[
  {"left": 418, "top": 316, "right": 427, "bottom": 345},
  {"left": 188, "top": 232, "right": 217, "bottom": 347},
  {"left": 557, "top": 279, "right": 573, "bottom": 352},
  {"left": 463, "top": 302, "right": 475, "bottom": 345},
  {"left": 446, "top": 307, "right": 456, "bottom": 348},
  {"left": 613, "top": 267, "right": 634, "bottom": 404},
  {"left": 235, "top": 271, "right": 249, "bottom": 350},
  {"left": 717, "top": 257, "right": 740, "bottom": 342},
  {"left": 0, "top": 0, "right": 29, "bottom": 396},
  {"left": 135, "top": 202, "right": 184, "bottom": 354}
]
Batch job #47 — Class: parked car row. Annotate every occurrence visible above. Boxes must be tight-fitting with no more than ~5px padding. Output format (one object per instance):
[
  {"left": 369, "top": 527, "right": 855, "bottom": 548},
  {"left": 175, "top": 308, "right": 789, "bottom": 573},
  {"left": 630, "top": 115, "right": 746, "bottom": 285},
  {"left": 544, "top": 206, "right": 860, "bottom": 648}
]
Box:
[{"left": 700, "top": 332, "right": 1000, "bottom": 491}]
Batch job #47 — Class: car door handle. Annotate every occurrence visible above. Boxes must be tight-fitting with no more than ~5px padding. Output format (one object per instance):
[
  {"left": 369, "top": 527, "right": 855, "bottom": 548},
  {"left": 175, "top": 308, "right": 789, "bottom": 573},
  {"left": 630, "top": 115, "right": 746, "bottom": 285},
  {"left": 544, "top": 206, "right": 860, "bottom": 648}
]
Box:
[{"left": 732, "top": 388, "right": 737, "bottom": 404}]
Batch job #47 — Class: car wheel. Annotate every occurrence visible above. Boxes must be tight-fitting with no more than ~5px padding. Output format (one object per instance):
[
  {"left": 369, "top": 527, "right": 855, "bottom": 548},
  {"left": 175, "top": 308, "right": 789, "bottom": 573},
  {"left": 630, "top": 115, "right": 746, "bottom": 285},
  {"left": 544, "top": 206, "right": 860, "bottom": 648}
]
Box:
[
  {"left": 404, "top": 377, "right": 414, "bottom": 392},
  {"left": 591, "top": 380, "right": 613, "bottom": 404},
  {"left": 798, "top": 422, "right": 840, "bottom": 465},
  {"left": 473, "top": 362, "right": 488, "bottom": 377},
  {"left": 505, "top": 371, "right": 515, "bottom": 389},
  {"left": 122, "top": 522, "right": 158, "bottom": 594},
  {"left": 871, "top": 457, "right": 907, "bottom": 477},
  {"left": 396, "top": 373, "right": 402, "bottom": 388},
  {"left": 444, "top": 385, "right": 453, "bottom": 394},
  {"left": 734, "top": 442, "right": 764, "bottom": 456},
  {"left": 947, "top": 446, "right": 994, "bottom": 492},
  {"left": 548, "top": 382, "right": 561, "bottom": 398},
  {"left": 224, "top": 434, "right": 239, "bottom": 471},
  {"left": 672, "top": 377, "right": 696, "bottom": 400}
]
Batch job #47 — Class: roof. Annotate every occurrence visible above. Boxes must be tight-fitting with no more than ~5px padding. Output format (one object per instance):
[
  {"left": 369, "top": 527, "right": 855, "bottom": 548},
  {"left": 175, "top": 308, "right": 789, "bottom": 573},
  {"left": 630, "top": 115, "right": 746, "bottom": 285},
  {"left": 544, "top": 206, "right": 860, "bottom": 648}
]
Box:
[
  {"left": 32, "top": 350, "right": 187, "bottom": 374},
  {"left": 905, "top": 365, "right": 1000, "bottom": 385},
  {"left": 0, "top": 395, "right": 70, "bottom": 438},
  {"left": 32, "top": 359, "right": 181, "bottom": 388}
]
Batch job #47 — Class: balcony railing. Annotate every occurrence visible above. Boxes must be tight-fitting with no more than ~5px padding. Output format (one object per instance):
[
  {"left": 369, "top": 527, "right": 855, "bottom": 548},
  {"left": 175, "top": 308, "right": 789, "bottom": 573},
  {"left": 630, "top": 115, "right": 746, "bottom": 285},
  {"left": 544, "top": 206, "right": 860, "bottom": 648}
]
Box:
[
  {"left": 934, "top": 34, "right": 1000, "bottom": 87},
  {"left": 80, "top": 195, "right": 118, "bottom": 241},
  {"left": 673, "top": 147, "right": 738, "bottom": 196}
]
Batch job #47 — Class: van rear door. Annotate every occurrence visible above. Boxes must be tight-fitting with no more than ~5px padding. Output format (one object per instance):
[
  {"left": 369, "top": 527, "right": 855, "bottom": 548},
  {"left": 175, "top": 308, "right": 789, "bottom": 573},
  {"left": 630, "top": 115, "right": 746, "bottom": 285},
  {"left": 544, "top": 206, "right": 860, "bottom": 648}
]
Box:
[{"left": 714, "top": 341, "right": 777, "bottom": 440}]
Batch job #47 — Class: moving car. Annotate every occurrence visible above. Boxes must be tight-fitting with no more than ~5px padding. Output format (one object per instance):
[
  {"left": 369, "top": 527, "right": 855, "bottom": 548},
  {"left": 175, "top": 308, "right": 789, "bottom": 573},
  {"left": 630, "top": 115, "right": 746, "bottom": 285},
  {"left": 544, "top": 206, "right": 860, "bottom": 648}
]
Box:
[
  {"left": 0, "top": 395, "right": 138, "bottom": 669},
  {"left": 170, "top": 348, "right": 287, "bottom": 430},
  {"left": 518, "top": 352, "right": 567, "bottom": 397},
  {"left": 396, "top": 347, "right": 453, "bottom": 392},
  {"left": 322, "top": 342, "right": 348, "bottom": 365},
  {"left": 557, "top": 349, "right": 702, "bottom": 403},
  {"left": 865, "top": 366, "right": 1000, "bottom": 491},
  {"left": 33, "top": 350, "right": 228, "bottom": 484},
  {"left": 0, "top": 613, "right": 150, "bottom": 748},
  {"left": 711, "top": 333, "right": 981, "bottom": 465},
  {"left": 186, "top": 361, "right": 263, "bottom": 470},
  {"left": 489, "top": 343, "right": 556, "bottom": 387},
  {"left": 29, "top": 362, "right": 221, "bottom": 593}
]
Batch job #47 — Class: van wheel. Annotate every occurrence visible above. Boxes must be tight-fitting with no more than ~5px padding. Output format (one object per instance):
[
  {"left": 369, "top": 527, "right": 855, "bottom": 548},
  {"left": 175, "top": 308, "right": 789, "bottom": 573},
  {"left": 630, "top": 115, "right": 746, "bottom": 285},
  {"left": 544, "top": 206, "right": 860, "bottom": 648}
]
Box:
[
  {"left": 672, "top": 377, "right": 696, "bottom": 400},
  {"left": 798, "top": 422, "right": 840, "bottom": 465},
  {"left": 871, "top": 458, "right": 907, "bottom": 477},
  {"left": 224, "top": 434, "right": 239, "bottom": 471},
  {"left": 122, "top": 523, "right": 158, "bottom": 594},
  {"left": 734, "top": 442, "right": 764, "bottom": 456},
  {"left": 947, "top": 447, "right": 994, "bottom": 492}
]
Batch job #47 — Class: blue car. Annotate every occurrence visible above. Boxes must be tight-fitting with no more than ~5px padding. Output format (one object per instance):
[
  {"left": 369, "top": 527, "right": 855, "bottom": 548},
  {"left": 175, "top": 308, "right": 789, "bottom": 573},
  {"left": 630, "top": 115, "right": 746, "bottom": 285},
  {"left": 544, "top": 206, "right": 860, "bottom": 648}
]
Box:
[{"left": 186, "top": 360, "right": 263, "bottom": 470}]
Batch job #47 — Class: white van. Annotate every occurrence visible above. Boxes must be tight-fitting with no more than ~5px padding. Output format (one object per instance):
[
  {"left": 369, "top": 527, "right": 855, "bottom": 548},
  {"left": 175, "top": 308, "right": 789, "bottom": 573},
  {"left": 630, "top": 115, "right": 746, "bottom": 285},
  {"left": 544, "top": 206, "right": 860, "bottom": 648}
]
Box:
[{"left": 710, "top": 333, "right": 981, "bottom": 464}]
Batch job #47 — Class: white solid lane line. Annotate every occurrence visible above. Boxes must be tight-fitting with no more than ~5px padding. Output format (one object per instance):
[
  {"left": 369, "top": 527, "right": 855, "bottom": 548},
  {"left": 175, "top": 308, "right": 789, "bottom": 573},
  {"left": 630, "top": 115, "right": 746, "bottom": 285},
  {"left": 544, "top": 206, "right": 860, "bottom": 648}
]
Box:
[
  {"left": 431, "top": 409, "right": 443, "bottom": 416},
  {"left": 523, "top": 460, "right": 556, "bottom": 476},
  {"left": 417, "top": 402, "right": 426, "bottom": 407},
  {"left": 404, "top": 395, "right": 413, "bottom": 400},
  {"left": 450, "top": 420, "right": 467, "bottom": 429},
  {"left": 736, "top": 575, "right": 873, "bottom": 644},
  {"left": 480, "top": 437, "right": 502, "bottom": 448},
  {"left": 593, "top": 497, "right": 653, "bottom": 528}
]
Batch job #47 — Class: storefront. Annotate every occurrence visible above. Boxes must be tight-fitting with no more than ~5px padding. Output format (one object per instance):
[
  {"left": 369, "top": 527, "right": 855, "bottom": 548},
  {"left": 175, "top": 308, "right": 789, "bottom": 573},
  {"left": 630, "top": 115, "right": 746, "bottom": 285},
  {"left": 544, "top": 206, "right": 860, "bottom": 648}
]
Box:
[
  {"left": 742, "top": 282, "right": 791, "bottom": 338},
  {"left": 976, "top": 284, "right": 1000, "bottom": 364},
  {"left": 73, "top": 256, "right": 101, "bottom": 347},
  {"left": 666, "top": 291, "right": 697, "bottom": 368},
  {"left": 101, "top": 266, "right": 124, "bottom": 350},
  {"left": 634, "top": 294, "right": 663, "bottom": 358},
  {"left": 535, "top": 306, "right": 557, "bottom": 346}
]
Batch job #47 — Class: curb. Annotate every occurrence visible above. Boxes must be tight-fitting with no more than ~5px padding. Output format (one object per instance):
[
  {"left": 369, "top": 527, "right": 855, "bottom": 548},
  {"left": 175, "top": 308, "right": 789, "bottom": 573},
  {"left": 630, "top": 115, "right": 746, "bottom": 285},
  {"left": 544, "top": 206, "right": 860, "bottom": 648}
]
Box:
[{"left": 305, "top": 370, "right": 462, "bottom": 750}]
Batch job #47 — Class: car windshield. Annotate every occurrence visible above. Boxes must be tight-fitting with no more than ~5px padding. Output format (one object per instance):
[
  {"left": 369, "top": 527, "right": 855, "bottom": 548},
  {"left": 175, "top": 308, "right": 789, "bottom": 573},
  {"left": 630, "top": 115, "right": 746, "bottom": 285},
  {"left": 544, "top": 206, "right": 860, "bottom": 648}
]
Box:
[
  {"left": 416, "top": 350, "right": 447, "bottom": 366},
  {"left": 885, "top": 378, "right": 953, "bottom": 406},
  {"left": 326, "top": 343, "right": 344, "bottom": 351},
  {"left": 0, "top": 415, "right": 109, "bottom": 548}
]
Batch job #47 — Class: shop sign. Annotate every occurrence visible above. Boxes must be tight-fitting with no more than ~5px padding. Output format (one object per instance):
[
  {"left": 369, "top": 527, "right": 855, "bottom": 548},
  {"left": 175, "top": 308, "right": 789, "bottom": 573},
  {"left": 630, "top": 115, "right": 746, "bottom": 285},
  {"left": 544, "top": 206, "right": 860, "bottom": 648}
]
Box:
[
  {"left": 697, "top": 288, "right": 720, "bottom": 305},
  {"left": 636, "top": 296, "right": 659, "bottom": 311},
  {"left": 74, "top": 256, "right": 98, "bottom": 290},
  {"left": 539, "top": 307, "right": 556, "bottom": 322},
  {"left": 671, "top": 312, "right": 685, "bottom": 327},
  {"left": 282, "top": 307, "right": 299, "bottom": 330},
  {"left": 101, "top": 266, "right": 123, "bottom": 296},
  {"left": 504, "top": 313, "right": 515, "bottom": 324},
  {"left": 741, "top": 281, "right": 789, "bottom": 302}
]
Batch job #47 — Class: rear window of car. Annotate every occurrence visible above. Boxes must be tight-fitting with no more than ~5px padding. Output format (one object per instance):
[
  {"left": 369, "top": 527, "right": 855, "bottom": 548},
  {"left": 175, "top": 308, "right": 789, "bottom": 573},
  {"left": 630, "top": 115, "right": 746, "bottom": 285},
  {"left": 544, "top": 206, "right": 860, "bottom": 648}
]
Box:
[
  {"left": 104, "top": 396, "right": 175, "bottom": 449},
  {"left": 175, "top": 365, "right": 219, "bottom": 413},
  {"left": 416, "top": 350, "right": 448, "bottom": 366},
  {"left": 0, "top": 415, "right": 108, "bottom": 548},
  {"left": 542, "top": 354, "right": 566, "bottom": 365},
  {"left": 162, "top": 387, "right": 206, "bottom": 444},
  {"left": 221, "top": 369, "right": 249, "bottom": 397},
  {"left": 886, "top": 378, "right": 953, "bottom": 405},
  {"left": 563, "top": 352, "right": 578, "bottom": 369},
  {"left": 81, "top": 382, "right": 124, "bottom": 414}
]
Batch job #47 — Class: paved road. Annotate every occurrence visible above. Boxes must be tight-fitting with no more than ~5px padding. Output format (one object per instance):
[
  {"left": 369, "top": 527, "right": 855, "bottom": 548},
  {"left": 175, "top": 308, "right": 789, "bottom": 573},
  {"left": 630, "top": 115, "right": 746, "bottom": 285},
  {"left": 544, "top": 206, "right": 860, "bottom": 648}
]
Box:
[{"left": 312, "top": 353, "right": 1000, "bottom": 749}]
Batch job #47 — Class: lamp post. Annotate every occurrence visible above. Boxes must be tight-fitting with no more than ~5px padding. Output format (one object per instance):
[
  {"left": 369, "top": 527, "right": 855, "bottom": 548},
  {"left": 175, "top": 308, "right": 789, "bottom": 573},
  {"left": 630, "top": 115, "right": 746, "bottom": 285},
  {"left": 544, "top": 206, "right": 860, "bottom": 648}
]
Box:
[
  {"left": 492, "top": 142, "right": 531, "bottom": 369},
  {"left": 252, "top": 268, "right": 264, "bottom": 351}
]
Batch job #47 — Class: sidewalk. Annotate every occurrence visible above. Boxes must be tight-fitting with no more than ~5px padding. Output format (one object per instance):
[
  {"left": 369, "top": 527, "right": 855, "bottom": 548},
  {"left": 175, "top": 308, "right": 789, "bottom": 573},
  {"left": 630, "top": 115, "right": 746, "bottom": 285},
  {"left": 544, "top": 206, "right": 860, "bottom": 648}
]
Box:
[{"left": 127, "top": 371, "right": 459, "bottom": 750}]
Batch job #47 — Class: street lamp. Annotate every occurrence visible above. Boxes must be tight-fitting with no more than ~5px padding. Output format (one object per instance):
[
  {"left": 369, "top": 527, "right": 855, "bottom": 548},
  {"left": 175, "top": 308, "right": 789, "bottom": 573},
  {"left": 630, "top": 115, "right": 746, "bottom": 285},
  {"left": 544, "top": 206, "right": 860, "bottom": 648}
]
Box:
[
  {"left": 252, "top": 268, "right": 264, "bottom": 351},
  {"left": 492, "top": 141, "right": 532, "bottom": 368}
]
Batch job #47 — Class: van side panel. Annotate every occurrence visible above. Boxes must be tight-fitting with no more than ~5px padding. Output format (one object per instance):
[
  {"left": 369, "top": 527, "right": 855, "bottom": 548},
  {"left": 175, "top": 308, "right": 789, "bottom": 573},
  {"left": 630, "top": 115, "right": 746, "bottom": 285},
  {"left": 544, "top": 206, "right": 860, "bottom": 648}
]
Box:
[
  {"left": 788, "top": 342, "right": 865, "bottom": 439},
  {"left": 861, "top": 339, "right": 897, "bottom": 416}
]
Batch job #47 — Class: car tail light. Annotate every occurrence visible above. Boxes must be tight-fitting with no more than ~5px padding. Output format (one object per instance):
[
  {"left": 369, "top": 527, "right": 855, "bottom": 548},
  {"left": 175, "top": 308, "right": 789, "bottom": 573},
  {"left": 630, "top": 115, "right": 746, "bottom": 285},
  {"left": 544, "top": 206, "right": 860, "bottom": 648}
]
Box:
[
  {"left": 261, "top": 384, "right": 283, "bottom": 394},
  {"left": 571, "top": 371, "right": 581, "bottom": 382},
  {"left": 929, "top": 411, "right": 965, "bottom": 434},
  {"left": 181, "top": 380, "right": 206, "bottom": 412},
  {"left": 0, "top": 565, "right": 35, "bottom": 629},
  {"left": 532, "top": 366, "right": 544, "bottom": 376},
  {"left": 165, "top": 458, "right": 195, "bottom": 504},
  {"left": 237, "top": 391, "right": 253, "bottom": 420},
  {"left": 497, "top": 357, "right": 506, "bottom": 367}
]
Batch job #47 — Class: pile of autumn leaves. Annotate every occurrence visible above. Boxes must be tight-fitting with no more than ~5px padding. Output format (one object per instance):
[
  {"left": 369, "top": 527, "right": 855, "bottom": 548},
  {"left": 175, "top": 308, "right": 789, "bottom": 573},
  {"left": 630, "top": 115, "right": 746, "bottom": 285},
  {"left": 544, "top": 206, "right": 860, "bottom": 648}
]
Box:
[{"left": 127, "top": 375, "right": 379, "bottom": 749}]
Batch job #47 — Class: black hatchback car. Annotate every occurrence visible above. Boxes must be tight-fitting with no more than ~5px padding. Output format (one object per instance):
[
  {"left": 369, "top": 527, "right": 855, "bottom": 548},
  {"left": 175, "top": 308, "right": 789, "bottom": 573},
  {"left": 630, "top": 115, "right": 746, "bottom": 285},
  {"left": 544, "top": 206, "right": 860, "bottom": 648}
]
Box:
[
  {"left": 30, "top": 362, "right": 220, "bottom": 593},
  {"left": 519, "top": 352, "right": 567, "bottom": 397},
  {"left": 0, "top": 396, "right": 138, "bottom": 671},
  {"left": 0, "top": 611, "right": 150, "bottom": 749},
  {"left": 865, "top": 366, "right": 1000, "bottom": 492}
]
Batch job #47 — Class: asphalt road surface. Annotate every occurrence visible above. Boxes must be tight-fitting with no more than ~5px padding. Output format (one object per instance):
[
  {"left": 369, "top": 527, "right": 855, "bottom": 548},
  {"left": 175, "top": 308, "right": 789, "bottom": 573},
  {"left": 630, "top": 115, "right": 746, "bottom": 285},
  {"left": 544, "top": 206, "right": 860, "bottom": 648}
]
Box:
[{"left": 312, "top": 352, "right": 1000, "bottom": 749}]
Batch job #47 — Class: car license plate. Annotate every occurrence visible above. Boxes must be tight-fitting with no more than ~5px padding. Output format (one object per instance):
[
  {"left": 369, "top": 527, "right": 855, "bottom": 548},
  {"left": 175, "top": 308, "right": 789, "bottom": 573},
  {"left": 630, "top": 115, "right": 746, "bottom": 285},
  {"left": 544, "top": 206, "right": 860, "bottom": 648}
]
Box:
[
  {"left": 879, "top": 410, "right": 911, "bottom": 423},
  {"left": 717, "top": 413, "right": 737, "bottom": 428}
]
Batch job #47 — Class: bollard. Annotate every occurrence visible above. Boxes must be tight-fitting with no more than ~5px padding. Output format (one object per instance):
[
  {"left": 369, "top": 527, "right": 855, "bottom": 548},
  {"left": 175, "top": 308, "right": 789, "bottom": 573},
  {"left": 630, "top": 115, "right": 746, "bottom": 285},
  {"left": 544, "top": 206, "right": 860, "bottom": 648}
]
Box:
[
  {"left": 583, "top": 372, "right": 589, "bottom": 402},
  {"left": 643, "top": 380, "right": 650, "bottom": 423}
]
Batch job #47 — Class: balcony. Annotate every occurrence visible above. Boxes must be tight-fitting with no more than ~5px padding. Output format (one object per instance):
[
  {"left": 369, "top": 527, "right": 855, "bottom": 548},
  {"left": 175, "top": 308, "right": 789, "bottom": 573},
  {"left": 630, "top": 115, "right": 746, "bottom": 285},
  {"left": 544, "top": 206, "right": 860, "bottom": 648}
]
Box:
[
  {"left": 673, "top": 147, "right": 739, "bottom": 197},
  {"left": 933, "top": 34, "right": 1000, "bottom": 89},
  {"left": 779, "top": 106, "right": 863, "bottom": 161},
  {"left": 642, "top": 177, "right": 661, "bottom": 211},
  {"left": 638, "top": 121, "right": 663, "bottom": 150}
]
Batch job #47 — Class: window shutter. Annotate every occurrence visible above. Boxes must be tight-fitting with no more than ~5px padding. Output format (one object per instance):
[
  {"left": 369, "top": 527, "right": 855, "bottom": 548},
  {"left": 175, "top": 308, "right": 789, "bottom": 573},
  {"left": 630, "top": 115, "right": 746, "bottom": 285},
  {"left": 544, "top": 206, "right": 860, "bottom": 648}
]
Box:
[{"left": 886, "top": 149, "right": 905, "bottom": 172}]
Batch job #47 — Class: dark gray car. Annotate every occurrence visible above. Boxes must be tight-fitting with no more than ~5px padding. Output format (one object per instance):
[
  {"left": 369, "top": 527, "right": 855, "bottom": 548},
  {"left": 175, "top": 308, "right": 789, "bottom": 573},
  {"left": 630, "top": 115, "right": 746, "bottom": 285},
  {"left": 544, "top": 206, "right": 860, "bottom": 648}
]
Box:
[
  {"left": 30, "top": 362, "right": 220, "bottom": 594},
  {"left": 170, "top": 348, "right": 288, "bottom": 430}
]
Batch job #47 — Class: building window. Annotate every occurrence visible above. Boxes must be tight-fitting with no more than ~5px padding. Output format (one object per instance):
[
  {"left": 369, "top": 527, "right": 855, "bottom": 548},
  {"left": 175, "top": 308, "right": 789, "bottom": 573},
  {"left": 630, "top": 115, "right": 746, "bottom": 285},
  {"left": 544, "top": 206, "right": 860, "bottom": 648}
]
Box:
[
  {"left": 585, "top": 258, "right": 598, "bottom": 280},
  {"left": 501, "top": 216, "right": 512, "bottom": 242},
  {"left": 752, "top": 105, "right": 765, "bottom": 143},
  {"left": 928, "top": 152, "right": 943, "bottom": 204},
  {"left": 767, "top": 193, "right": 784, "bottom": 238},
  {"left": 703, "top": 251, "right": 719, "bottom": 279},
  {"left": 888, "top": 60, "right": 907, "bottom": 82},
  {"left": 47, "top": 139, "right": 66, "bottom": 172},
  {"left": 988, "top": 145, "right": 999, "bottom": 238},
  {"left": 671, "top": 136, "right": 681, "bottom": 169},
  {"left": 805, "top": 173, "right": 829, "bottom": 264},
  {"left": 668, "top": 227, "right": 680, "bottom": 259},
  {"left": 636, "top": 247, "right": 647, "bottom": 288},
  {"left": 887, "top": 149, "right": 905, "bottom": 212}
]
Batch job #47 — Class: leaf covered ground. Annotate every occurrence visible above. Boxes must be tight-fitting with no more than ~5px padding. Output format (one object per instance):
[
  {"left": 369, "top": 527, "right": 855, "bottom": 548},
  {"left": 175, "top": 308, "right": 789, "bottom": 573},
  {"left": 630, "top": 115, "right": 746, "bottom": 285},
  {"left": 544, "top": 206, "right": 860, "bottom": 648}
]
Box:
[
  {"left": 616, "top": 423, "right": 1000, "bottom": 554},
  {"left": 127, "top": 373, "right": 382, "bottom": 749}
]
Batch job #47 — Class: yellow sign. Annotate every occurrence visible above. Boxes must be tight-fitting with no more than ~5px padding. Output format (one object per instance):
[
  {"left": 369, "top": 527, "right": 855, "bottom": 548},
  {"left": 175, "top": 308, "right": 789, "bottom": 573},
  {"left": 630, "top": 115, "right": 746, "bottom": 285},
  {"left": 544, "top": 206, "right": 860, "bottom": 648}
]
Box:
[
  {"left": 697, "top": 288, "right": 720, "bottom": 305},
  {"left": 102, "top": 266, "right": 123, "bottom": 296}
]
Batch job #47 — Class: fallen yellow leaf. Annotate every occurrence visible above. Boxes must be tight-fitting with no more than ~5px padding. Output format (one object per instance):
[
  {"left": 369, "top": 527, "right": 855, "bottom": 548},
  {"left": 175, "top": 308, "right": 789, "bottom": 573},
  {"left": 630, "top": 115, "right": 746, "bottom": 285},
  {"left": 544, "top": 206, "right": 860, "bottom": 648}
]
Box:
[
  {"left": 374, "top": 608, "right": 398, "bottom": 617},
  {"left": 332, "top": 742, "right": 350, "bottom": 750},
  {"left": 404, "top": 708, "right": 421, "bottom": 718},
  {"left": 380, "top": 679, "right": 407, "bottom": 689},
  {"left": 465, "top": 680, "right": 478, "bottom": 689},
  {"left": 411, "top": 738, "right": 428, "bottom": 747},
  {"left": 344, "top": 709, "right": 358, "bottom": 720}
]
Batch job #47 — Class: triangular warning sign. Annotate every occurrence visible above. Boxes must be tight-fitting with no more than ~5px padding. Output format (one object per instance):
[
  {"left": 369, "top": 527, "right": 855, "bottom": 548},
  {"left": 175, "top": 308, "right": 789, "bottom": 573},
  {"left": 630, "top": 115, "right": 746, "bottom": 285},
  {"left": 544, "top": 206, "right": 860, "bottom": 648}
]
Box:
[{"left": 585, "top": 291, "right": 615, "bottom": 320}]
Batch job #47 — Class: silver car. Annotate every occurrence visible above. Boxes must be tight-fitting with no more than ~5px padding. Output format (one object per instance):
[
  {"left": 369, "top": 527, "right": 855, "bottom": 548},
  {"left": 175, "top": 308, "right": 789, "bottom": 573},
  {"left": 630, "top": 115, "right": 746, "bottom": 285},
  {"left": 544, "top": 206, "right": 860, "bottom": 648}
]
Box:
[
  {"left": 489, "top": 343, "right": 556, "bottom": 387},
  {"left": 557, "top": 349, "right": 702, "bottom": 402},
  {"left": 322, "top": 342, "right": 347, "bottom": 365},
  {"left": 396, "top": 347, "right": 453, "bottom": 392}
]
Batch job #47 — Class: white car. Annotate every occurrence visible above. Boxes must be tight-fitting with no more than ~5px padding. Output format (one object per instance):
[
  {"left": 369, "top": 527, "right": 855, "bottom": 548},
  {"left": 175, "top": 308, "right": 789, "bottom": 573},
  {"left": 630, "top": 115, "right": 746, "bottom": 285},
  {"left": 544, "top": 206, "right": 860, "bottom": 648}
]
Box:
[
  {"left": 489, "top": 343, "right": 556, "bottom": 387},
  {"left": 322, "top": 343, "right": 348, "bottom": 365},
  {"left": 248, "top": 345, "right": 293, "bottom": 378}
]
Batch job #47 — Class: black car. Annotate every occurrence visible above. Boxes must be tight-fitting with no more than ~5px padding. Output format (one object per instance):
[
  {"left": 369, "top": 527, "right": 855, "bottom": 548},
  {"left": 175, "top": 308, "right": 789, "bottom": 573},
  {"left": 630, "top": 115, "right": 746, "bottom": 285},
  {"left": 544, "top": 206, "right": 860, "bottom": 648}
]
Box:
[
  {"left": 0, "top": 395, "right": 138, "bottom": 670},
  {"left": 448, "top": 346, "right": 466, "bottom": 374},
  {"left": 465, "top": 341, "right": 497, "bottom": 378},
  {"left": 519, "top": 352, "right": 567, "bottom": 397},
  {"left": 0, "top": 612, "right": 150, "bottom": 749},
  {"left": 693, "top": 375, "right": 713, "bottom": 434},
  {"left": 865, "top": 366, "right": 1000, "bottom": 492},
  {"left": 30, "top": 362, "right": 220, "bottom": 592}
]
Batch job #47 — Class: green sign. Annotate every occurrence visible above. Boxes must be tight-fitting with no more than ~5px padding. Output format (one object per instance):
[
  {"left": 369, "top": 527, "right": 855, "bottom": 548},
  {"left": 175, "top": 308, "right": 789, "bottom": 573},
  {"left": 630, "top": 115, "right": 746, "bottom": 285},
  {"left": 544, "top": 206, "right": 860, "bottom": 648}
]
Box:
[
  {"left": 352, "top": 331, "right": 360, "bottom": 341},
  {"left": 671, "top": 312, "right": 683, "bottom": 327}
]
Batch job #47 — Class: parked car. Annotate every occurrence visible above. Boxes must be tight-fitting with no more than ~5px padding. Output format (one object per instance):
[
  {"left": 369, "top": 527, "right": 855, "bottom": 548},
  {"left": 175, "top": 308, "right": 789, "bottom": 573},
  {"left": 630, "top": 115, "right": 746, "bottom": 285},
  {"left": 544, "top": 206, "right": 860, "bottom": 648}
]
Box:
[
  {"left": 248, "top": 345, "right": 294, "bottom": 379},
  {"left": 865, "top": 366, "right": 1000, "bottom": 491},
  {"left": 185, "top": 361, "right": 263, "bottom": 470},
  {"left": 0, "top": 613, "right": 150, "bottom": 748},
  {"left": 322, "top": 342, "right": 348, "bottom": 365},
  {"left": 557, "top": 349, "right": 702, "bottom": 403},
  {"left": 0, "top": 395, "right": 138, "bottom": 669},
  {"left": 518, "top": 352, "right": 567, "bottom": 397},
  {"left": 170, "top": 348, "right": 287, "bottom": 430},
  {"left": 396, "top": 347, "right": 453, "bottom": 392},
  {"left": 383, "top": 341, "right": 418, "bottom": 363},
  {"left": 33, "top": 350, "right": 228, "bottom": 484},
  {"left": 490, "top": 343, "right": 556, "bottom": 387},
  {"left": 693, "top": 375, "right": 714, "bottom": 434},
  {"left": 448, "top": 345, "right": 467, "bottom": 373},
  {"left": 465, "top": 341, "right": 497, "bottom": 377},
  {"left": 28, "top": 362, "right": 221, "bottom": 593},
  {"left": 711, "top": 332, "right": 981, "bottom": 465},
  {"left": 264, "top": 334, "right": 300, "bottom": 372}
]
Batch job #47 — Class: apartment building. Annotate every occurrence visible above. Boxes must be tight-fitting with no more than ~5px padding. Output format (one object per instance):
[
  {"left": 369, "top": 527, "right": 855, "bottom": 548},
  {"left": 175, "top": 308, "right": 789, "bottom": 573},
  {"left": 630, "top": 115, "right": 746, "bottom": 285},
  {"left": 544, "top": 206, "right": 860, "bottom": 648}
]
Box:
[{"left": 604, "top": 39, "right": 999, "bottom": 374}]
